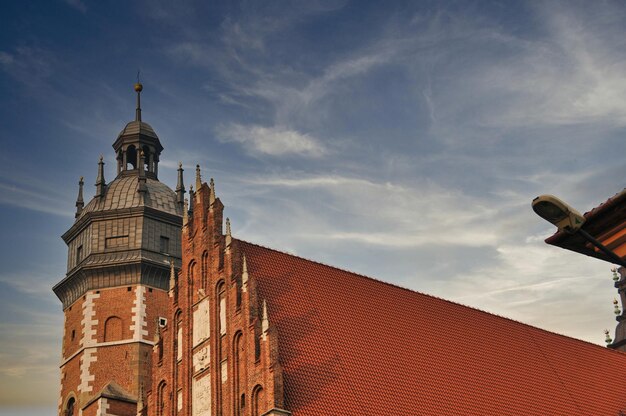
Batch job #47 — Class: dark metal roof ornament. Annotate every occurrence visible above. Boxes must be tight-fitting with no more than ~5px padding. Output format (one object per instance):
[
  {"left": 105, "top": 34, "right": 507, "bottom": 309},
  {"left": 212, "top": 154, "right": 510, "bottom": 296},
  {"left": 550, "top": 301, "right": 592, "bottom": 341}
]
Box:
[
  {"left": 75, "top": 176, "right": 84, "bottom": 218},
  {"left": 95, "top": 156, "right": 106, "bottom": 198},
  {"left": 176, "top": 162, "right": 185, "bottom": 208},
  {"left": 188, "top": 184, "right": 195, "bottom": 215},
  {"left": 134, "top": 74, "right": 143, "bottom": 122},
  {"left": 138, "top": 150, "right": 147, "bottom": 196}
]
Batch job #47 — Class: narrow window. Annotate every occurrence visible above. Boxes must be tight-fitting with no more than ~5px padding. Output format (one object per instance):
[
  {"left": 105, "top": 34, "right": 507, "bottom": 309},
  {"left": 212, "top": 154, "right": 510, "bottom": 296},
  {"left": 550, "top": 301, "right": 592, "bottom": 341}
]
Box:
[
  {"left": 177, "top": 326, "right": 183, "bottom": 361},
  {"left": 71, "top": 329, "right": 75, "bottom": 341},
  {"left": 76, "top": 245, "right": 83, "bottom": 266},
  {"left": 160, "top": 236, "right": 170, "bottom": 254},
  {"left": 234, "top": 332, "right": 244, "bottom": 415},
  {"left": 201, "top": 251, "right": 208, "bottom": 290}
]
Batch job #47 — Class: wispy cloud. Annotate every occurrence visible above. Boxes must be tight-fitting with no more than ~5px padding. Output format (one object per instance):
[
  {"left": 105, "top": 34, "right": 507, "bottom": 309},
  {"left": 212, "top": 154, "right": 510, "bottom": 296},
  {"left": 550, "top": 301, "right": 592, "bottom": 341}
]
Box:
[
  {"left": 0, "top": 181, "right": 73, "bottom": 218},
  {"left": 216, "top": 124, "right": 327, "bottom": 157}
]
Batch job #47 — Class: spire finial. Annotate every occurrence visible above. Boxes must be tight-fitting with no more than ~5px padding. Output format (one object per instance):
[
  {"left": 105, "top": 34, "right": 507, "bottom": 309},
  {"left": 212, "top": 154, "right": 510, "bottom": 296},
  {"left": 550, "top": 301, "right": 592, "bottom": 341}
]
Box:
[
  {"left": 176, "top": 163, "right": 185, "bottom": 208},
  {"left": 134, "top": 75, "right": 143, "bottom": 122},
  {"left": 262, "top": 299, "right": 269, "bottom": 340},
  {"left": 195, "top": 164, "right": 202, "bottom": 192},
  {"left": 75, "top": 176, "right": 84, "bottom": 218},
  {"left": 95, "top": 156, "right": 106, "bottom": 198}
]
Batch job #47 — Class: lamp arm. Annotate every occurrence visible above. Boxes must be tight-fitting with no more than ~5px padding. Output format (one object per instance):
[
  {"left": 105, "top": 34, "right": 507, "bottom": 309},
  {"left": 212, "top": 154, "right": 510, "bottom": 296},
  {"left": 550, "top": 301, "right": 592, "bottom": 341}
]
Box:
[{"left": 577, "top": 228, "right": 626, "bottom": 269}]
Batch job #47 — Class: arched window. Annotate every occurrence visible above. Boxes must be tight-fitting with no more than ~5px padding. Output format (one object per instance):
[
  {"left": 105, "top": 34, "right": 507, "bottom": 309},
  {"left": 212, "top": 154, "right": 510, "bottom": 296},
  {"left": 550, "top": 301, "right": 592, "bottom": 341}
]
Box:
[
  {"left": 233, "top": 332, "right": 244, "bottom": 415},
  {"left": 104, "top": 316, "right": 123, "bottom": 342},
  {"left": 252, "top": 385, "right": 264, "bottom": 416},
  {"left": 217, "top": 281, "right": 226, "bottom": 337},
  {"left": 142, "top": 145, "right": 151, "bottom": 172},
  {"left": 175, "top": 310, "right": 183, "bottom": 362},
  {"left": 126, "top": 145, "right": 137, "bottom": 170},
  {"left": 65, "top": 397, "right": 76, "bottom": 416},
  {"left": 157, "top": 381, "right": 167, "bottom": 416}
]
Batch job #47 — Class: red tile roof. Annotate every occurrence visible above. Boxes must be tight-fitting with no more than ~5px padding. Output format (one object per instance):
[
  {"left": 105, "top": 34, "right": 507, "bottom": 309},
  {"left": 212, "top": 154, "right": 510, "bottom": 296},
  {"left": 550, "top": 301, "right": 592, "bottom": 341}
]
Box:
[{"left": 239, "top": 240, "right": 626, "bottom": 416}]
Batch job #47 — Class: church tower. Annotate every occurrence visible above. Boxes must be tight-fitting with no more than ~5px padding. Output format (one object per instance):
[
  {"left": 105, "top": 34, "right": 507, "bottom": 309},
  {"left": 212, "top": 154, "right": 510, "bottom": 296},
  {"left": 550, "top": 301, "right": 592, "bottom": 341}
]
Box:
[{"left": 54, "top": 83, "right": 184, "bottom": 416}]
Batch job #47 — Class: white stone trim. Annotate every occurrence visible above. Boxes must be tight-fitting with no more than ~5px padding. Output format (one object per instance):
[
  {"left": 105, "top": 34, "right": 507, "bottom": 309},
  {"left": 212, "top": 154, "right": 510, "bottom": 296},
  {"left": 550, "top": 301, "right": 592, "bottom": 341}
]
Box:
[
  {"left": 81, "top": 291, "right": 100, "bottom": 348},
  {"left": 78, "top": 291, "right": 99, "bottom": 395},
  {"left": 96, "top": 397, "right": 110, "bottom": 416},
  {"left": 79, "top": 347, "right": 97, "bottom": 394},
  {"left": 130, "top": 285, "right": 148, "bottom": 341},
  {"left": 57, "top": 369, "right": 64, "bottom": 413}
]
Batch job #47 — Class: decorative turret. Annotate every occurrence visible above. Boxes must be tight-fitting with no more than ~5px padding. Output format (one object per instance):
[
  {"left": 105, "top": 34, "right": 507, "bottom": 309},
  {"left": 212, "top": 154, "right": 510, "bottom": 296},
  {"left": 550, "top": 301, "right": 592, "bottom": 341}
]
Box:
[
  {"left": 75, "top": 176, "right": 84, "bottom": 218},
  {"left": 95, "top": 156, "right": 106, "bottom": 198}
]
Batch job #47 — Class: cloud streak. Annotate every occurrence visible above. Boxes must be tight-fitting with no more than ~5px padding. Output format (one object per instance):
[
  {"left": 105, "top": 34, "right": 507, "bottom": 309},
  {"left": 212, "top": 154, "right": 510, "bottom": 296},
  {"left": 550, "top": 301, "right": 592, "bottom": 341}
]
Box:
[{"left": 216, "top": 124, "right": 327, "bottom": 157}]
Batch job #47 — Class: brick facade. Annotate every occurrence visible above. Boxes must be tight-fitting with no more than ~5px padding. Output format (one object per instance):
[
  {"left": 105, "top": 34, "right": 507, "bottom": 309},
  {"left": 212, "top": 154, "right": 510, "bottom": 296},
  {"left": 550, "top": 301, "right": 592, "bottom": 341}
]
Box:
[{"left": 147, "top": 181, "right": 288, "bottom": 416}]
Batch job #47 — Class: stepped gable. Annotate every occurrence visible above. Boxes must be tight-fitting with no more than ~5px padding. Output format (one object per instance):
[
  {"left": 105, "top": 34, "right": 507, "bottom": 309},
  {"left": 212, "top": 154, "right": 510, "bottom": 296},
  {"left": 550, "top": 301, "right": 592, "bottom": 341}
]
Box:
[{"left": 239, "top": 240, "right": 626, "bottom": 415}]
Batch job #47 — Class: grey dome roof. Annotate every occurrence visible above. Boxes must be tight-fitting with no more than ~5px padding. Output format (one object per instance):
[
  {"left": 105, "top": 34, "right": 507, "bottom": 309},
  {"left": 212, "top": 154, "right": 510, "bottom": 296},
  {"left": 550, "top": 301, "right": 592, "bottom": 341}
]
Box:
[
  {"left": 79, "top": 175, "right": 182, "bottom": 219},
  {"left": 117, "top": 120, "right": 159, "bottom": 139}
]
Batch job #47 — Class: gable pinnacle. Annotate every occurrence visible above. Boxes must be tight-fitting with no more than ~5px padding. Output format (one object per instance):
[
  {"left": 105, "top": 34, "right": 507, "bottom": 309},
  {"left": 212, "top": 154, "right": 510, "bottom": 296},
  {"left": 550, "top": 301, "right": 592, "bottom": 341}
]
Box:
[
  {"left": 209, "top": 178, "right": 215, "bottom": 204},
  {"left": 169, "top": 259, "right": 177, "bottom": 297},
  {"left": 183, "top": 198, "right": 189, "bottom": 226},
  {"left": 75, "top": 176, "right": 84, "bottom": 218},
  {"left": 225, "top": 217, "right": 232, "bottom": 250},
  {"left": 95, "top": 156, "right": 106, "bottom": 198},
  {"left": 262, "top": 299, "right": 269, "bottom": 340},
  {"left": 195, "top": 164, "right": 202, "bottom": 192},
  {"left": 242, "top": 254, "right": 248, "bottom": 292}
]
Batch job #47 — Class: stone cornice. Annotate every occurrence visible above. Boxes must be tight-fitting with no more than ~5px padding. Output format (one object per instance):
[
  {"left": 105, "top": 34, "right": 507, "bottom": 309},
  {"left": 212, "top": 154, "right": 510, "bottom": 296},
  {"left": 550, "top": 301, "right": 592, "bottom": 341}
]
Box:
[{"left": 63, "top": 205, "right": 182, "bottom": 244}]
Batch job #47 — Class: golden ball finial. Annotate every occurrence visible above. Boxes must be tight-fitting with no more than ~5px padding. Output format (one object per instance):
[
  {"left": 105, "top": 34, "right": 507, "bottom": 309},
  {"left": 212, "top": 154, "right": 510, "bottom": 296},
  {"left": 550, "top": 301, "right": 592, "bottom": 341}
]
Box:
[{"left": 134, "top": 82, "right": 143, "bottom": 92}]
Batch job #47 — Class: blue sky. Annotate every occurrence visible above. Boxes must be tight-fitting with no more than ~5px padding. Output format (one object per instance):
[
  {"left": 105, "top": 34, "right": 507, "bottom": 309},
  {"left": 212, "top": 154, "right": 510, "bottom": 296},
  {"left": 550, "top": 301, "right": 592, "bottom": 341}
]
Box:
[{"left": 2, "top": 0, "right": 626, "bottom": 412}]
